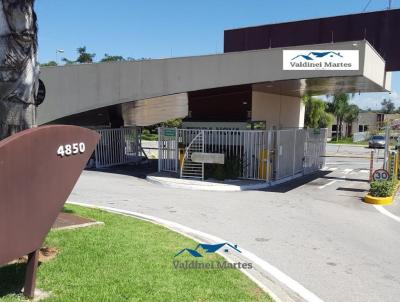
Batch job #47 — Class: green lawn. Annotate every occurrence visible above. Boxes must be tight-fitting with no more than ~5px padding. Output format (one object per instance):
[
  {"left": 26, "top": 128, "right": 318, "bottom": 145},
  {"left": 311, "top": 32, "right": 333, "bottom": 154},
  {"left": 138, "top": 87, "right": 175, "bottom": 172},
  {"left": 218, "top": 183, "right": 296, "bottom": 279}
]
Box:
[
  {"left": 329, "top": 137, "right": 397, "bottom": 147},
  {"left": 0, "top": 205, "right": 272, "bottom": 302},
  {"left": 329, "top": 137, "right": 368, "bottom": 145}
]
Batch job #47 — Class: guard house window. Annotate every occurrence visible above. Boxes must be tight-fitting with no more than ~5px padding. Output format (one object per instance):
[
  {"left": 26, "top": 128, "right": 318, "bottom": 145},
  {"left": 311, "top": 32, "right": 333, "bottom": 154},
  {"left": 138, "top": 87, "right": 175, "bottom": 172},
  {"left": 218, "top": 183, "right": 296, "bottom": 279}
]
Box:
[{"left": 358, "top": 125, "right": 368, "bottom": 132}]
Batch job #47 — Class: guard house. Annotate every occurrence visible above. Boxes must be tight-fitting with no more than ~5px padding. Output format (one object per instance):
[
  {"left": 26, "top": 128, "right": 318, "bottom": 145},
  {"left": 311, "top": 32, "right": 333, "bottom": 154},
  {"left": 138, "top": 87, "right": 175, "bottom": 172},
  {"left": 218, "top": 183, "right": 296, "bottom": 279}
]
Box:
[{"left": 38, "top": 9, "right": 397, "bottom": 184}]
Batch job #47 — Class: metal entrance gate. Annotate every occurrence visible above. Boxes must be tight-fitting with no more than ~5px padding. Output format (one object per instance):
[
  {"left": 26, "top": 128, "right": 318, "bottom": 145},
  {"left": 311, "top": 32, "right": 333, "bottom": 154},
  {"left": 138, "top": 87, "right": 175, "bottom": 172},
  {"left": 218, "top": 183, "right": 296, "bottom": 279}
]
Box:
[
  {"left": 158, "top": 128, "right": 327, "bottom": 183},
  {"left": 95, "top": 127, "right": 144, "bottom": 168},
  {"left": 304, "top": 128, "right": 327, "bottom": 174}
]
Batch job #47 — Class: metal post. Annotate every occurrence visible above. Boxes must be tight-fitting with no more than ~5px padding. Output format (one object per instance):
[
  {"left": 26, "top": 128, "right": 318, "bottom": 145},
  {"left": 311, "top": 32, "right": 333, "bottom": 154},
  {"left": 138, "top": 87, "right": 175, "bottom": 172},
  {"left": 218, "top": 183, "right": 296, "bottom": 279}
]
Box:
[
  {"left": 158, "top": 127, "right": 161, "bottom": 172},
  {"left": 266, "top": 130, "right": 272, "bottom": 183},
  {"left": 202, "top": 130, "right": 205, "bottom": 181},
  {"left": 276, "top": 130, "right": 280, "bottom": 180},
  {"left": 23, "top": 249, "right": 39, "bottom": 299},
  {"left": 292, "top": 129, "right": 297, "bottom": 176},
  {"left": 175, "top": 127, "right": 179, "bottom": 173},
  {"left": 384, "top": 125, "right": 390, "bottom": 170},
  {"left": 369, "top": 150, "right": 374, "bottom": 182}
]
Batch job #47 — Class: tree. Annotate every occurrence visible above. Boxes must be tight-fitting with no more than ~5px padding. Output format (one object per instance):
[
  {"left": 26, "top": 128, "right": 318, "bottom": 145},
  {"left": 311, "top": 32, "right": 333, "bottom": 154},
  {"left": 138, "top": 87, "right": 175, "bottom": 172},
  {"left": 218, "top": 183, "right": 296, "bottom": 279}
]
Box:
[
  {"left": 343, "top": 104, "right": 359, "bottom": 137},
  {"left": 40, "top": 61, "right": 58, "bottom": 67},
  {"left": 127, "top": 57, "right": 151, "bottom": 61},
  {"left": 101, "top": 54, "right": 125, "bottom": 62},
  {"left": 303, "top": 96, "right": 334, "bottom": 129},
  {"left": 319, "top": 112, "right": 335, "bottom": 129},
  {"left": 62, "top": 46, "right": 96, "bottom": 64},
  {"left": 76, "top": 46, "right": 95, "bottom": 63},
  {"left": 381, "top": 99, "right": 395, "bottom": 114},
  {"left": 328, "top": 93, "right": 351, "bottom": 140},
  {"left": 161, "top": 118, "right": 182, "bottom": 128},
  {"left": 61, "top": 57, "right": 75, "bottom": 64}
]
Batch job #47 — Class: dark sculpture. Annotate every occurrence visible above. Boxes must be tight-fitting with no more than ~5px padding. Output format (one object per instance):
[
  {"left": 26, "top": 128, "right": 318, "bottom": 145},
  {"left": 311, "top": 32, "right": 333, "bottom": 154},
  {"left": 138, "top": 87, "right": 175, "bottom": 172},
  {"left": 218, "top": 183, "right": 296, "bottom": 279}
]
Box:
[
  {"left": 0, "top": 125, "right": 100, "bottom": 298},
  {"left": 0, "top": 2, "right": 102, "bottom": 299},
  {"left": 0, "top": 0, "right": 39, "bottom": 140}
]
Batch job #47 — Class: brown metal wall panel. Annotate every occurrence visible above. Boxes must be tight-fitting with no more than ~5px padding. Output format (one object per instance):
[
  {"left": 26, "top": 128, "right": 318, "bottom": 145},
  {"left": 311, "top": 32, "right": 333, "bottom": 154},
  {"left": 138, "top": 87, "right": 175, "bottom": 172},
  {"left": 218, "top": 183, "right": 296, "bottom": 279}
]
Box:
[
  {"left": 224, "top": 9, "right": 400, "bottom": 71},
  {"left": 187, "top": 85, "right": 252, "bottom": 122}
]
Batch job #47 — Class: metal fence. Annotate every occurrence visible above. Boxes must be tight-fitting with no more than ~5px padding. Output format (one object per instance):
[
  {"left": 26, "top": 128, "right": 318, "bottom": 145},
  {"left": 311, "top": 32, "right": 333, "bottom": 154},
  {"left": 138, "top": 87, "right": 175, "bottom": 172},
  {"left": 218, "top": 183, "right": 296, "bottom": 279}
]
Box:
[
  {"left": 304, "top": 129, "right": 327, "bottom": 174},
  {"left": 353, "top": 131, "right": 370, "bottom": 142},
  {"left": 158, "top": 127, "right": 327, "bottom": 183},
  {"left": 158, "top": 128, "right": 179, "bottom": 172},
  {"left": 95, "top": 127, "right": 145, "bottom": 168}
]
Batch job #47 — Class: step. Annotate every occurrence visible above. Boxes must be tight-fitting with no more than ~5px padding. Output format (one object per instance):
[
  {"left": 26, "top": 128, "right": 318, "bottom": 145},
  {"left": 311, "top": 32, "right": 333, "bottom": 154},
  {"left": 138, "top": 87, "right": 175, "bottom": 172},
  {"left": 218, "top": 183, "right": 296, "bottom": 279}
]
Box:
[
  {"left": 181, "top": 176, "right": 203, "bottom": 180},
  {"left": 182, "top": 172, "right": 203, "bottom": 176}
]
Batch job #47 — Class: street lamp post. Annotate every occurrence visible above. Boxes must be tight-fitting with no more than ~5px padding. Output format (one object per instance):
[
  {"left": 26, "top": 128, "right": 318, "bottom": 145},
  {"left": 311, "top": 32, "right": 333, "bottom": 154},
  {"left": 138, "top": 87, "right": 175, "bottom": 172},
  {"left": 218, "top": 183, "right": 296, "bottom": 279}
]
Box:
[{"left": 56, "top": 49, "right": 64, "bottom": 64}]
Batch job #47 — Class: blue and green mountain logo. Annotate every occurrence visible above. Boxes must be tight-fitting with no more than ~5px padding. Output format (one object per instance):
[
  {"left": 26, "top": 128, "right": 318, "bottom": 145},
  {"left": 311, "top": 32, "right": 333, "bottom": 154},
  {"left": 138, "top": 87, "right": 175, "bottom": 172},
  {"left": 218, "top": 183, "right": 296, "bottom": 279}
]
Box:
[
  {"left": 291, "top": 51, "right": 343, "bottom": 61},
  {"left": 175, "top": 243, "right": 241, "bottom": 258}
]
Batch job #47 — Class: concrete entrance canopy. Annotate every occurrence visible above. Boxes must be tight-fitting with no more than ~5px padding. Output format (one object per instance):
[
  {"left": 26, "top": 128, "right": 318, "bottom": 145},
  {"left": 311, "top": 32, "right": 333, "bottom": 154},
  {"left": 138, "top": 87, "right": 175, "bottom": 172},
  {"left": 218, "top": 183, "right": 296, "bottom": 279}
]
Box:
[
  {"left": 252, "top": 74, "right": 390, "bottom": 97},
  {"left": 38, "top": 40, "right": 390, "bottom": 126}
]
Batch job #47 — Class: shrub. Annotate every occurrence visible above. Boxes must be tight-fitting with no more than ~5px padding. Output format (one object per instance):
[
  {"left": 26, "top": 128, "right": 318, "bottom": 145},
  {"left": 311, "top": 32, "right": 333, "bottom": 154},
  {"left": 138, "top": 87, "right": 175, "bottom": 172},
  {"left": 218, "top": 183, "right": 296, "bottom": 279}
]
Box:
[
  {"left": 204, "top": 155, "right": 244, "bottom": 181},
  {"left": 369, "top": 180, "right": 398, "bottom": 197}
]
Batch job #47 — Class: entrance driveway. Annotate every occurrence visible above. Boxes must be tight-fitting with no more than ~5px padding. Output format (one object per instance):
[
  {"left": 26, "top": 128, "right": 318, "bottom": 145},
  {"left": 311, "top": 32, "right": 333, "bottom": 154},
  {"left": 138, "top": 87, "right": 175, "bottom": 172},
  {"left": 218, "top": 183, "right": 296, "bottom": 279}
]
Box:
[{"left": 68, "top": 145, "right": 400, "bottom": 302}]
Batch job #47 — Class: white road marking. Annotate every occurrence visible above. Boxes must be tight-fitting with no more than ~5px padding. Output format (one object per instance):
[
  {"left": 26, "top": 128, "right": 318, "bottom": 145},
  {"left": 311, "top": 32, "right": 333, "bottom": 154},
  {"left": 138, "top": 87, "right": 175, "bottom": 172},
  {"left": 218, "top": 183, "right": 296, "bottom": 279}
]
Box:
[
  {"left": 373, "top": 205, "right": 400, "bottom": 223},
  {"left": 343, "top": 169, "right": 353, "bottom": 175},
  {"left": 318, "top": 168, "right": 351, "bottom": 189},
  {"left": 67, "top": 201, "right": 325, "bottom": 302},
  {"left": 318, "top": 180, "right": 337, "bottom": 189},
  {"left": 321, "top": 166, "right": 337, "bottom": 171},
  {"left": 359, "top": 170, "right": 369, "bottom": 173}
]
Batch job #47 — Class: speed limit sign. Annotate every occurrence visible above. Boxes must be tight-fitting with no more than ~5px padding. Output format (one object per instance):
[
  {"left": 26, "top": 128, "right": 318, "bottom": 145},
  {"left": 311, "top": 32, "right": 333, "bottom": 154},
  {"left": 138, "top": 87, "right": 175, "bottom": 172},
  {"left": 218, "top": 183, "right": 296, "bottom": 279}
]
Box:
[{"left": 372, "top": 169, "right": 390, "bottom": 181}]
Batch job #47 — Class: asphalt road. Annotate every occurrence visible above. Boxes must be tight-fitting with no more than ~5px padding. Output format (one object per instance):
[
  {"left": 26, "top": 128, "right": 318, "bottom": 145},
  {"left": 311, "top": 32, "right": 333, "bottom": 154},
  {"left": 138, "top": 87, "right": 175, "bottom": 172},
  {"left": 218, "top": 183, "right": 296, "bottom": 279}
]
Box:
[{"left": 68, "top": 144, "right": 400, "bottom": 302}]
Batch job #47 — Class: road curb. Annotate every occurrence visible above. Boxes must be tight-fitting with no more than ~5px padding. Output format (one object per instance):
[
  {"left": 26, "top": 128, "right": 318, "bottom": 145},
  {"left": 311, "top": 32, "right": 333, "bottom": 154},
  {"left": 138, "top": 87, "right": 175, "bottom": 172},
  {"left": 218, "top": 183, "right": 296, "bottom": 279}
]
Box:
[
  {"left": 364, "top": 194, "right": 393, "bottom": 205},
  {"left": 363, "top": 183, "right": 400, "bottom": 205},
  {"left": 66, "top": 201, "right": 324, "bottom": 302},
  {"left": 146, "top": 175, "right": 268, "bottom": 191}
]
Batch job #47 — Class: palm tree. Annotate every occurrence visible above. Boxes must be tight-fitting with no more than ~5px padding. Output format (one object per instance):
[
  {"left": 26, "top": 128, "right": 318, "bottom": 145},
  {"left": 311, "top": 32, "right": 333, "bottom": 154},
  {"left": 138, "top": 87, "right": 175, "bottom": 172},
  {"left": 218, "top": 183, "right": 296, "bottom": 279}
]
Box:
[
  {"left": 331, "top": 93, "right": 351, "bottom": 140},
  {"left": 343, "top": 104, "right": 359, "bottom": 137}
]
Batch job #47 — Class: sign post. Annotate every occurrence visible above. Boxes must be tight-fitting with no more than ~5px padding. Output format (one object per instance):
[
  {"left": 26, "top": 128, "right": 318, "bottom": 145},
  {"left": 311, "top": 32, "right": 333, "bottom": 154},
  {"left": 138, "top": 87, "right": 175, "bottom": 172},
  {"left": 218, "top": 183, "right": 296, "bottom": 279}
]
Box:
[
  {"left": 369, "top": 150, "right": 374, "bottom": 182},
  {"left": 383, "top": 125, "right": 390, "bottom": 170}
]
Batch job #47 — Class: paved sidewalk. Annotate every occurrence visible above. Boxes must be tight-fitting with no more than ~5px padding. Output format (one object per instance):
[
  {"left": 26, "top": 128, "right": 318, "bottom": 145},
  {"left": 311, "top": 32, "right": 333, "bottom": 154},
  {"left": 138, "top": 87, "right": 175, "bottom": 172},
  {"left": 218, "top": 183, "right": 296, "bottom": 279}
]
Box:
[{"left": 147, "top": 172, "right": 268, "bottom": 191}]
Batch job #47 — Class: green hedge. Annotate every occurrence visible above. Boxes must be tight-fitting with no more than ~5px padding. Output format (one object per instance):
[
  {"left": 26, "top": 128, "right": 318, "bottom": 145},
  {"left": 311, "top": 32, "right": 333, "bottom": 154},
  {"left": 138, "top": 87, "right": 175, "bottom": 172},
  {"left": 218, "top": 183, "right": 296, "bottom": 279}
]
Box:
[
  {"left": 204, "top": 156, "right": 244, "bottom": 180},
  {"left": 369, "top": 180, "right": 398, "bottom": 197}
]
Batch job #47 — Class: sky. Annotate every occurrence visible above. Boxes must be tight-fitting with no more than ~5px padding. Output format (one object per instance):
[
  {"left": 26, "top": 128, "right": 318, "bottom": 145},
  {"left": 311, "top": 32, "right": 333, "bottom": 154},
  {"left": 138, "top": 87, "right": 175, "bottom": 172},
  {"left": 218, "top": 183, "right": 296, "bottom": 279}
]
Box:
[{"left": 35, "top": 0, "right": 400, "bottom": 110}]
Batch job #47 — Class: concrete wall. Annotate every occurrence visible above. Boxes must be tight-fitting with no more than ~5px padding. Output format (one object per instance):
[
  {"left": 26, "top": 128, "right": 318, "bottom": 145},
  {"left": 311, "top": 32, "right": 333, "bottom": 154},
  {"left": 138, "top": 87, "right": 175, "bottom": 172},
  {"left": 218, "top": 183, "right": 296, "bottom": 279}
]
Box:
[
  {"left": 38, "top": 40, "right": 386, "bottom": 125},
  {"left": 251, "top": 91, "right": 304, "bottom": 129},
  {"left": 363, "top": 43, "right": 386, "bottom": 87}
]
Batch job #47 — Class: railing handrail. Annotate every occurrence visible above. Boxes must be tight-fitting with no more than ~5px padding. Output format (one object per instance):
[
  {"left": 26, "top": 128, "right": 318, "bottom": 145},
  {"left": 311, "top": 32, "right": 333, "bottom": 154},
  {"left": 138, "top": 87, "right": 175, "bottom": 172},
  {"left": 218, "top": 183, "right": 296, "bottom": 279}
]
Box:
[{"left": 180, "top": 132, "right": 202, "bottom": 178}]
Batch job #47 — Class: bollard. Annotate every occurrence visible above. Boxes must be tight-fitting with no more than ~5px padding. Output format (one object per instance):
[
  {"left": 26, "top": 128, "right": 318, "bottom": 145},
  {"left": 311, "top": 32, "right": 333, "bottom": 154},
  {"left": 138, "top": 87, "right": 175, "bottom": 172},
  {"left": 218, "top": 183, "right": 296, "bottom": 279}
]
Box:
[{"left": 369, "top": 150, "right": 374, "bottom": 182}]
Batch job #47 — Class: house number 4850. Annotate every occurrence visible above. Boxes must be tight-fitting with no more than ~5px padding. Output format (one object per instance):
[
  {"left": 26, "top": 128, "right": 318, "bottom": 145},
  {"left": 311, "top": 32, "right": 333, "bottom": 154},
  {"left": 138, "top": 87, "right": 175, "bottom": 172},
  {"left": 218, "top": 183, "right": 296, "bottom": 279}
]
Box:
[{"left": 57, "top": 143, "right": 86, "bottom": 157}]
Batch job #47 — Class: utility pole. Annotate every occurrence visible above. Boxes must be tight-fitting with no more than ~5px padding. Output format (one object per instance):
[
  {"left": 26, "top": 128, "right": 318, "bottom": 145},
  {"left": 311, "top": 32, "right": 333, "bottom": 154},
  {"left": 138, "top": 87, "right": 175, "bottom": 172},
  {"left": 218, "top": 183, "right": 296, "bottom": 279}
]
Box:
[{"left": 388, "top": 0, "right": 392, "bottom": 9}]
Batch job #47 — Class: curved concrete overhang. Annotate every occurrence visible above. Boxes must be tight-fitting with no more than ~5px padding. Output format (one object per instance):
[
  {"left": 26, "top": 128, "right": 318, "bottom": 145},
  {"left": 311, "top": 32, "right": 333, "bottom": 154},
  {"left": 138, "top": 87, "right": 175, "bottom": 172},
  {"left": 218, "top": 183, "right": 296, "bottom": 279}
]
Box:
[{"left": 38, "top": 40, "right": 390, "bottom": 125}]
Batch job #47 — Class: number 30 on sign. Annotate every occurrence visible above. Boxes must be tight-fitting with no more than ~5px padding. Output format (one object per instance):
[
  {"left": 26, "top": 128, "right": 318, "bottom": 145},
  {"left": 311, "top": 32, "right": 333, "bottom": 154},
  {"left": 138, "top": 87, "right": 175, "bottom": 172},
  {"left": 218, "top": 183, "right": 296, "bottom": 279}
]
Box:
[
  {"left": 57, "top": 143, "right": 86, "bottom": 157},
  {"left": 372, "top": 169, "right": 389, "bottom": 181}
]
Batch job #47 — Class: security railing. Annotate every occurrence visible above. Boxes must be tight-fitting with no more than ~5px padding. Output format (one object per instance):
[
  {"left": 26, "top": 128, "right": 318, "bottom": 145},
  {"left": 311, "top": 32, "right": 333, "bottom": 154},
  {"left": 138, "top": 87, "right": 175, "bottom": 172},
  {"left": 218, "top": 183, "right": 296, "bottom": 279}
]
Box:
[
  {"left": 158, "top": 127, "right": 327, "bottom": 183},
  {"left": 95, "top": 127, "right": 145, "bottom": 168}
]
